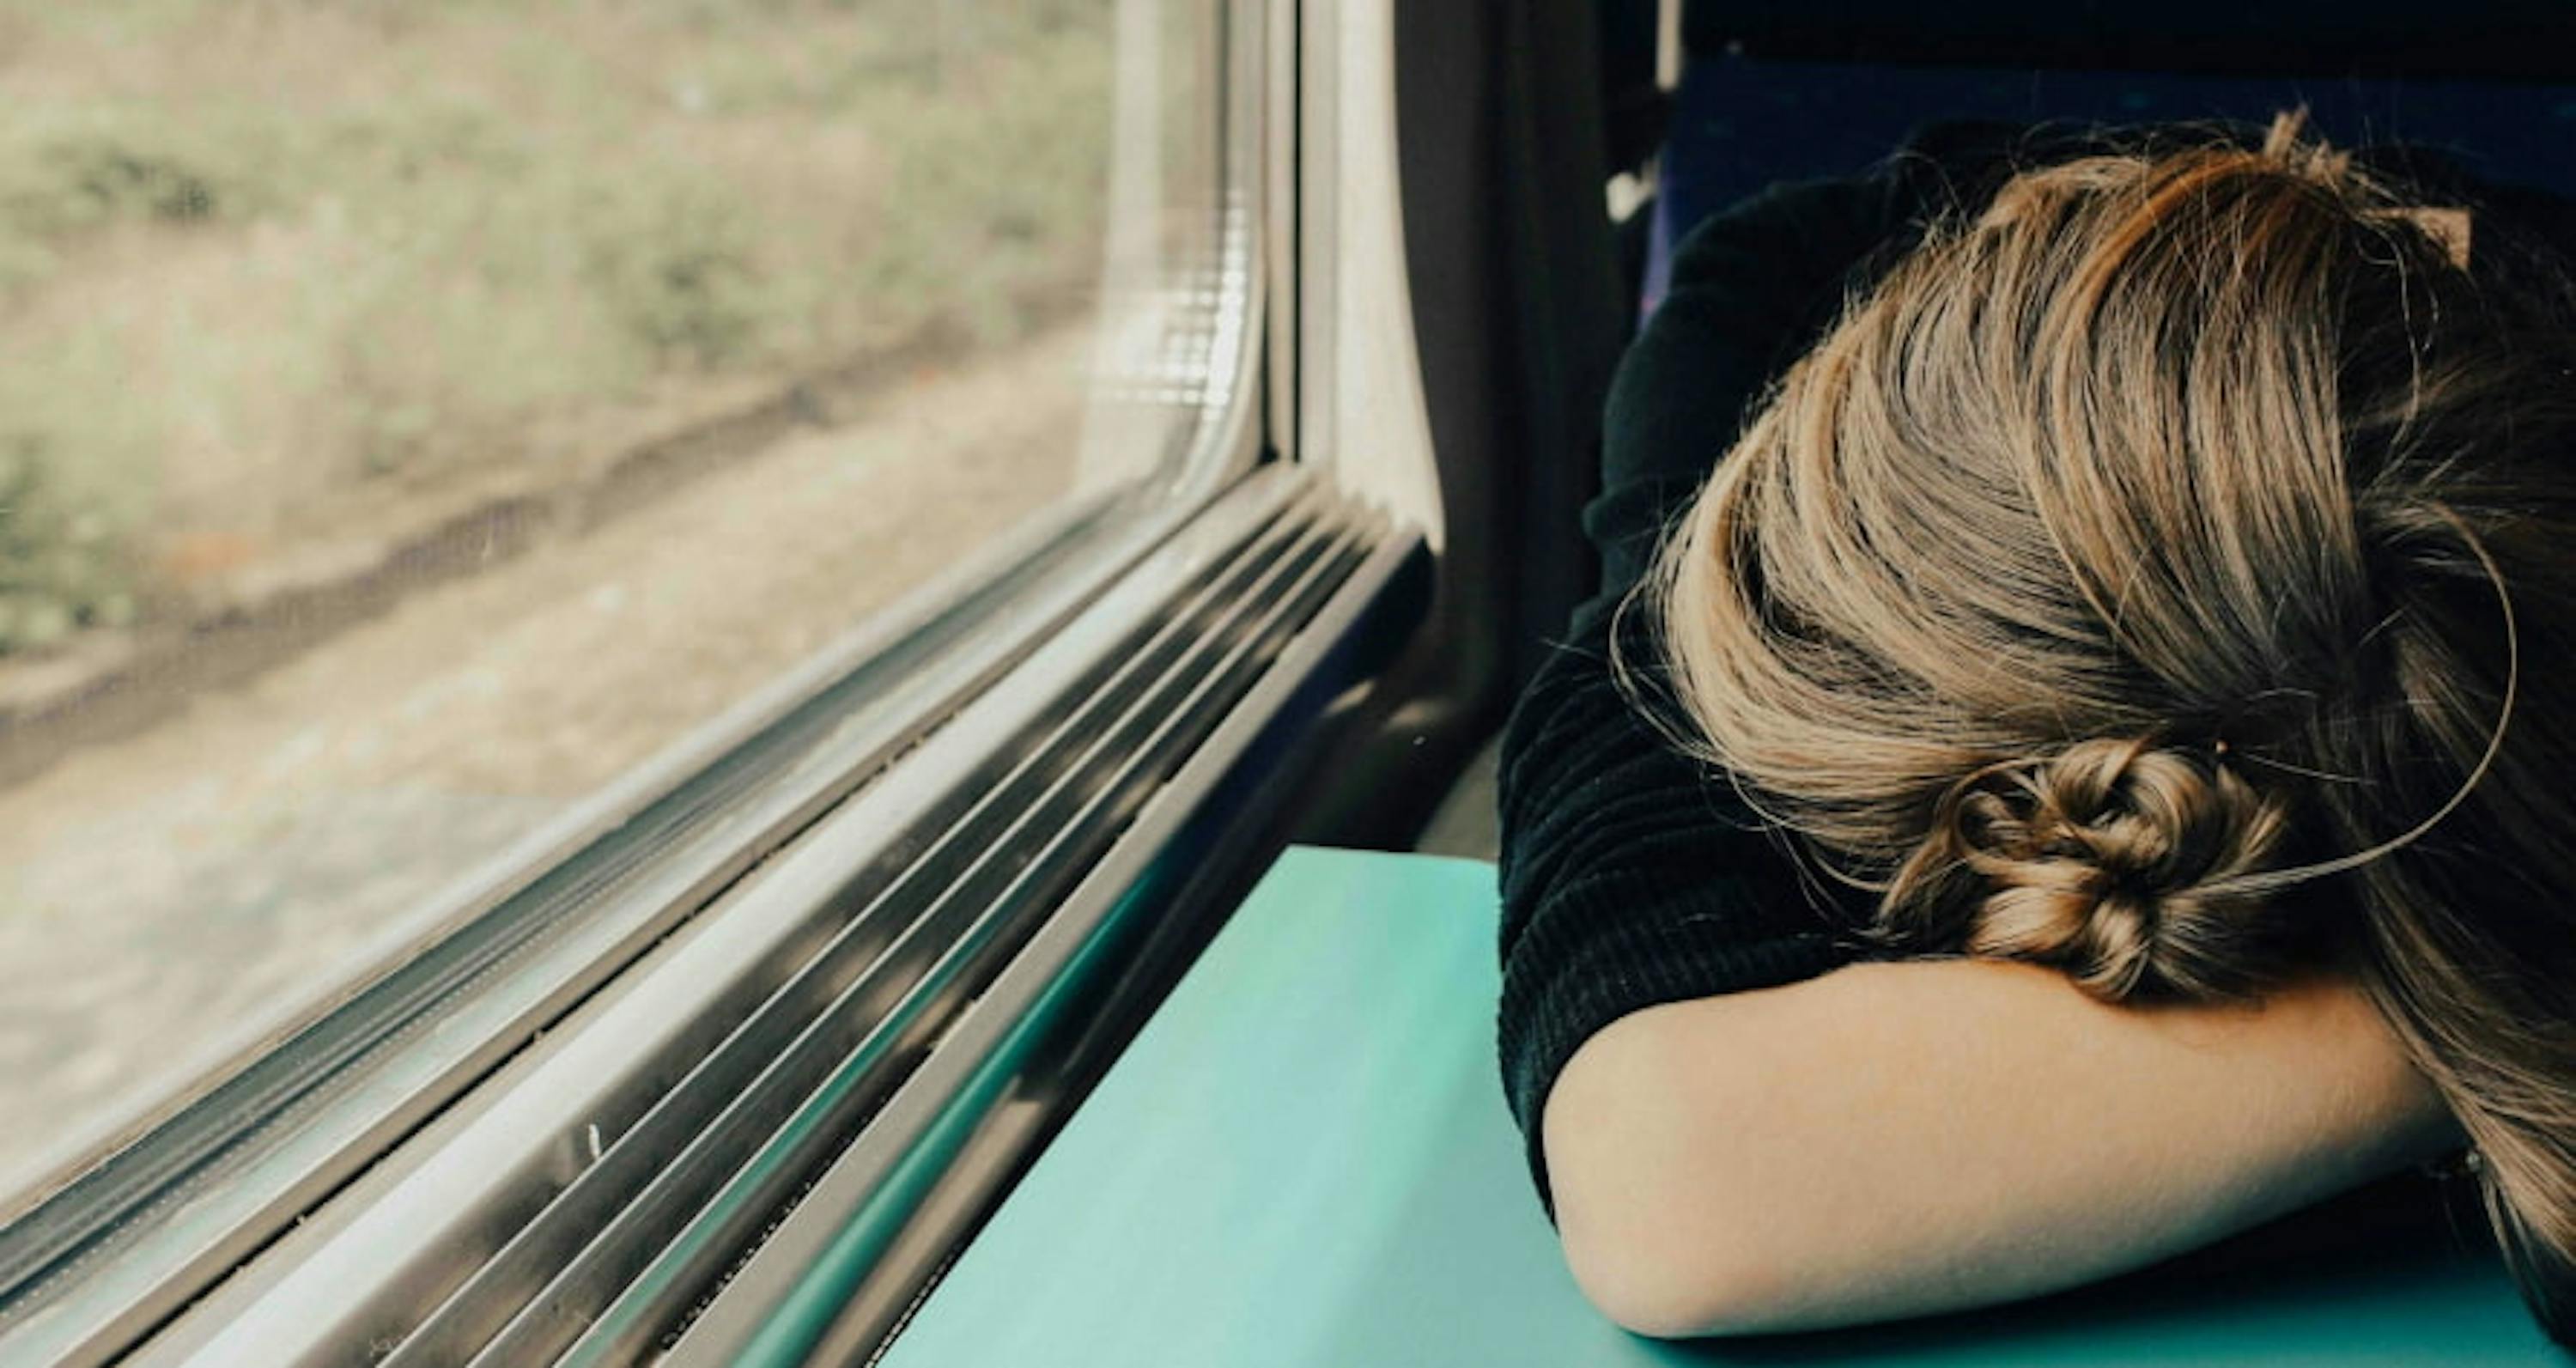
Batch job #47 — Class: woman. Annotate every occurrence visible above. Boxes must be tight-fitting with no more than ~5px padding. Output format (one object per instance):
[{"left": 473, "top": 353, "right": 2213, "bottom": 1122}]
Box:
[{"left": 1495, "top": 110, "right": 2576, "bottom": 1342}]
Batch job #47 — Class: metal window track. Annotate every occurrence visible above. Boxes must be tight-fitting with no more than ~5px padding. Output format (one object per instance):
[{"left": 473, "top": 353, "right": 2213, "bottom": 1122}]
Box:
[
  {"left": 98, "top": 467, "right": 1413, "bottom": 1367},
  {"left": 0, "top": 487, "right": 1175, "bottom": 1366}
]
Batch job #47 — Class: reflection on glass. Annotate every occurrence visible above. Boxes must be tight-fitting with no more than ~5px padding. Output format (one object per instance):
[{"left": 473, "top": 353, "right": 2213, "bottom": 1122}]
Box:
[{"left": 0, "top": 0, "right": 1235, "bottom": 1201}]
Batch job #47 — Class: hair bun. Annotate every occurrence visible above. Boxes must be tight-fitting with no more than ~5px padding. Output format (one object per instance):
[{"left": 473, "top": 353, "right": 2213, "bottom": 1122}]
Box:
[{"left": 1890, "top": 736, "right": 2298, "bottom": 1001}]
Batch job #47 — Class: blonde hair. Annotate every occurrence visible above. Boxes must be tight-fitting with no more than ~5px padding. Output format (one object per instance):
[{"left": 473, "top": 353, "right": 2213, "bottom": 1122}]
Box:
[{"left": 1631, "top": 111, "right": 2576, "bottom": 1340}]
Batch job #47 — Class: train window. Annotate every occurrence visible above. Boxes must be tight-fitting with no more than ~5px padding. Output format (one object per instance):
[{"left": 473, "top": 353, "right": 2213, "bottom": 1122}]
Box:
[
  {"left": 0, "top": 2, "right": 1219, "bottom": 1185},
  {"left": 0, "top": 3, "right": 1428, "bottom": 1363}
]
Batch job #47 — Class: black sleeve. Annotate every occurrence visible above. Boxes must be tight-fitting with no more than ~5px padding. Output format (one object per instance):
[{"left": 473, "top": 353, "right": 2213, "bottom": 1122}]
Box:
[{"left": 1495, "top": 122, "right": 2029, "bottom": 1222}]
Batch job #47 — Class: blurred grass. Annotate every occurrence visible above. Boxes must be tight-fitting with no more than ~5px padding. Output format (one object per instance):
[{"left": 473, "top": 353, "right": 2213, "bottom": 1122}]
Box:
[{"left": 0, "top": 0, "right": 1112, "bottom": 654}]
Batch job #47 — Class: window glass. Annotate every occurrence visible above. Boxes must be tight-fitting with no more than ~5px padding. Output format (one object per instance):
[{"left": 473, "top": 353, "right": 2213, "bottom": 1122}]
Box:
[{"left": 0, "top": 0, "right": 1238, "bottom": 1197}]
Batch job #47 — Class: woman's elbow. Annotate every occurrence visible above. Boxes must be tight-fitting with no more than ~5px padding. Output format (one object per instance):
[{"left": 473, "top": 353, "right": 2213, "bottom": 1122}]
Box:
[
  {"left": 1561, "top": 1220, "right": 1795, "bottom": 1340},
  {"left": 1543, "top": 1011, "right": 1808, "bottom": 1340}
]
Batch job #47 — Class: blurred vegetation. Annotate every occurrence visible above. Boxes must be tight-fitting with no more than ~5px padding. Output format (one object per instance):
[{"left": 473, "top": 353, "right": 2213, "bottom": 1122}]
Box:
[
  {"left": 0, "top": 0, "right": 1114, "bottom": 654},
  {"left": 0, "top": 440, "right": 137, "bottom": 653}
]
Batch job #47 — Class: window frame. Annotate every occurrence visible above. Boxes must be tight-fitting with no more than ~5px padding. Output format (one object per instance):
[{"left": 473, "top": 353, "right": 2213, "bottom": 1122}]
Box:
[{"left": 0, "top": 3, "right": 1361, "bottom": 1364}]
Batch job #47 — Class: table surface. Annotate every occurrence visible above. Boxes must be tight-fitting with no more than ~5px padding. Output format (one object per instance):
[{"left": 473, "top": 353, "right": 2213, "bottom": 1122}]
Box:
[{"left": 876, "top": 845, "right": 2561, "bottom": 1367}]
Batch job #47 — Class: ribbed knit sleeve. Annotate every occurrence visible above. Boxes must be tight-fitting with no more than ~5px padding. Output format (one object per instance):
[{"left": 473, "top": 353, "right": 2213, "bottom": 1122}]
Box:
[
  {"left": 1496, "top": 599, "right": 1868, "bottom": 1222},
  {"left": 1494, "top": 120, "right": 2038, "bottom": 1222}
]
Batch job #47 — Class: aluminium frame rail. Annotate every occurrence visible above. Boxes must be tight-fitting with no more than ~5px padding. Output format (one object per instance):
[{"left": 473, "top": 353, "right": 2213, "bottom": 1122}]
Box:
[{"left": 138, "top": 467, "right": 1419, "bottom": 1366}]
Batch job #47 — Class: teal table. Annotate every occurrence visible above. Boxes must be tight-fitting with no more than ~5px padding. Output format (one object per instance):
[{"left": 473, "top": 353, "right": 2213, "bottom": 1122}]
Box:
[{"left": 878, "top": 847, "right": 2561, "bottom": 1366}]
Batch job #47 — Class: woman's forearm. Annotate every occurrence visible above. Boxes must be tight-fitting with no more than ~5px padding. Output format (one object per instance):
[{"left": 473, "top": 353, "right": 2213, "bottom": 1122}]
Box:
[{"left": 1542, "top": 956, "right": 2467, "bottom": 1339}]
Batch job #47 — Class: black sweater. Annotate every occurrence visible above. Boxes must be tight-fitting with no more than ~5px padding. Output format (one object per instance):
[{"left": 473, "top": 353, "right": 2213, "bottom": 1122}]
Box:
[{"left": 1492, "top": 117, "right": 2576, "bottom": 1220}]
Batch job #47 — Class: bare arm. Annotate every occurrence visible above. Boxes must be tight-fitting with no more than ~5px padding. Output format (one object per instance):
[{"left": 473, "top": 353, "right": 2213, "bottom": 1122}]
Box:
[{"left": 1542, "top": 957, "right": 2469, "bottom": 1339}]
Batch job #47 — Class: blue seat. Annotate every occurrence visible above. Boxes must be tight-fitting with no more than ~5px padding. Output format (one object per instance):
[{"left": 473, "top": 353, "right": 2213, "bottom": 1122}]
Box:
[{"left": 1646, "top": 58, "right": 2576, "bottom": 313}]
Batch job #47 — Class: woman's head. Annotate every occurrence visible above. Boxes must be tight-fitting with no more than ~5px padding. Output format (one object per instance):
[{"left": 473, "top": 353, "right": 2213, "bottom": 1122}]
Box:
[{"left": 1633, "top": 110, "right": 2576, "bottom": 1338}]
